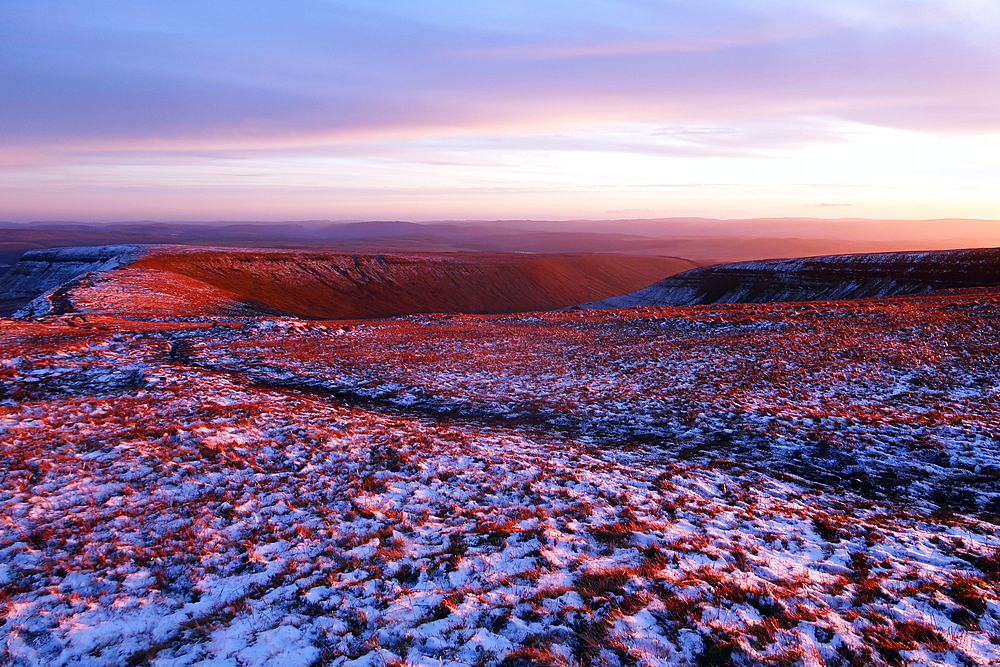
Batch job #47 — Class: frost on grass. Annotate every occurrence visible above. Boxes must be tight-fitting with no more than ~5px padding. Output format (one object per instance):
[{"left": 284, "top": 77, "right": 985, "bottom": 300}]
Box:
[{"left": 2, "top": 288, "right": 1000, "bottom": 666}]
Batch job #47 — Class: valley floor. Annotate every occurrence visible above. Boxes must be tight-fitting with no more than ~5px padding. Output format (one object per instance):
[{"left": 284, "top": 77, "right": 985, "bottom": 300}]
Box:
[{"left": 2, "top": 289, "right": 1000, "bottom": 666}]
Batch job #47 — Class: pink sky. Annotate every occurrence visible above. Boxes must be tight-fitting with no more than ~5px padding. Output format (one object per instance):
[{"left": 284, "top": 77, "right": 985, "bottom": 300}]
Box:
[{"left": 2, "top": 1, "right": 999, "bottom": 227}]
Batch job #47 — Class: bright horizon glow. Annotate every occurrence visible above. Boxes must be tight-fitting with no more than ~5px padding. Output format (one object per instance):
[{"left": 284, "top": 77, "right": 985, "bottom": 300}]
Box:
[{"left": 2, "top": 1, "right": 999, "bottom": 227}]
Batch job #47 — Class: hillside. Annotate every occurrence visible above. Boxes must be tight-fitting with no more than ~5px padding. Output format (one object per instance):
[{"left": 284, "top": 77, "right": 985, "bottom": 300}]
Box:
[
  {"left": 0, "top": 245, "right": 147, "bottom": 316},
  {"left": 0, "top": 246, "right": 696, "bottom": 319},
  {"left": 580, "top": 247, "right": 1000, "bottom": 308},
  {"left": 6, "top": 245, "right": 1000, "bottom": 666}
]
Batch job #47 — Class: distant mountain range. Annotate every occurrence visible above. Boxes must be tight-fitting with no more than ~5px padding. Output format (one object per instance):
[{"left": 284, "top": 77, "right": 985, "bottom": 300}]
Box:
[
  {"left": 0, "top": 245, "right": 695, "bottom": 319},
  {"left": 1, "top": 218, "right": 997, "bottom": 270}
]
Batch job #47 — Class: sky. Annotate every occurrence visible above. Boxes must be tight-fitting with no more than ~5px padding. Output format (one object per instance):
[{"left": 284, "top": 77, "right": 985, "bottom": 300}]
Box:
[{"left": 2, "top": 0, "right": 999, "bottom": 226}]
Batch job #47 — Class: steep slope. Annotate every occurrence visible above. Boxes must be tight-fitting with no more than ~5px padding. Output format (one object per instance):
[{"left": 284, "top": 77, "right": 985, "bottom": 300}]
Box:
[
  {"left": 0, "top": 245, "right": 697, "bottom": 319},
  {"left": 130, "top": 250, "right": 696, "bottom": 319},
  {"left": 12, "top": 268, "right": 286, "bottom": 320},
  {"left": 579, "top": 247, "right": 1000, "bottom": 308},
  {"left": 0, "top": 245, "right": 146, "bottom": 315}
]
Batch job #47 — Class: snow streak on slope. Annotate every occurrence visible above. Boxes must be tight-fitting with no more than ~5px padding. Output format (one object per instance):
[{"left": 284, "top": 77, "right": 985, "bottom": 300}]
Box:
[
  {"left": 27, "top": 268, "right": 290, "bottom": 321},
  {"left": 0, "top": 246, "right": 147, "bottom": 316},
  {"left": 3, "top": 289, "right": 1000, "bottom": 666},
  {"left": 580, "top": 248, "right": 1000, "bottom": 308}
]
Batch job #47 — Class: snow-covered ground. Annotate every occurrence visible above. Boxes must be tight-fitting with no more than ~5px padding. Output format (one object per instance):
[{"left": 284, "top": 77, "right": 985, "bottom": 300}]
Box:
[{"left": 3, "top": 288, "right": 1000, "bottom": 666}]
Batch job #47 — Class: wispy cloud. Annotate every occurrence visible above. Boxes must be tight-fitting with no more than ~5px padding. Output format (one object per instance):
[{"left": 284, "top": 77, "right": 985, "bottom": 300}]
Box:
[
  {"left": 3, "top": 0, "right": 999, "bottom": 148},
  {"left": 1, "top": 1, "right": 998, "bottom": 220}
]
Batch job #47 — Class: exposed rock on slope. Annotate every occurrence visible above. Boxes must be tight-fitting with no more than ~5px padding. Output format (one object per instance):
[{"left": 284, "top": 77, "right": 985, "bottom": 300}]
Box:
[
  {"left": 579, "top": 247, "right": 1000, "bottom": 308},
  {"left": 130, "top": 250, "right": 695, "bottom": 319},
  {"left": 0, "top": 245, "right": 696, "bottom": 319}
]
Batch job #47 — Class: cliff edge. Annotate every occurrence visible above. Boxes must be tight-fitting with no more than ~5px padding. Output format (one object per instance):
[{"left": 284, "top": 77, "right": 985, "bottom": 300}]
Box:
[
  {"left": 0, "top": 245, "right": 148, "bottom": 316},
  {"left": 0, "top": 245, "right": 697, "bottom": 320},
  {"left": 578, "top": 247, "right": 1000, "bottom": 308}
]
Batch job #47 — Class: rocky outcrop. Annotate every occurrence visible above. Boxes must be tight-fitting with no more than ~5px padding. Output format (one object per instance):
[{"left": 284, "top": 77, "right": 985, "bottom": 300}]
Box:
[{"left": 579, "top": 247, "right": 1000, "bottom": 308}]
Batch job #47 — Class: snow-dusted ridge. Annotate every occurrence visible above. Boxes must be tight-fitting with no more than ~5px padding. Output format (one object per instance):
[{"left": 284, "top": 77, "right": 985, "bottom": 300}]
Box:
[
  {"left": 0, "top": 245, "right": 149, "bottom": 316},
  {"left": 579, "top": 247, "right": 1000, "bottom": 308}
]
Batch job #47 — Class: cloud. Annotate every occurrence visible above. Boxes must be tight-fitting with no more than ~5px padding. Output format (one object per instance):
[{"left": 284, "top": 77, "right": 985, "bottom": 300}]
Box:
[{"left": 2, "top": 0, "right": 999, "bottom": 153}]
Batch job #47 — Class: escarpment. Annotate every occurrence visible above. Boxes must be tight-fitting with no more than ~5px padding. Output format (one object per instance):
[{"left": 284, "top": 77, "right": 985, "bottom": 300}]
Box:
[
  {"left": 579, "top": 247, "right": 1000, "bottom": 308},
  {"left": 131, "top": 251, "right": 696, "bottom": 319},
  {"left": 0, "top": 245, "right": 148, "bottom": 315},
  {"left": 0, "top": 245, "right": 696, "bottom": 319}
]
